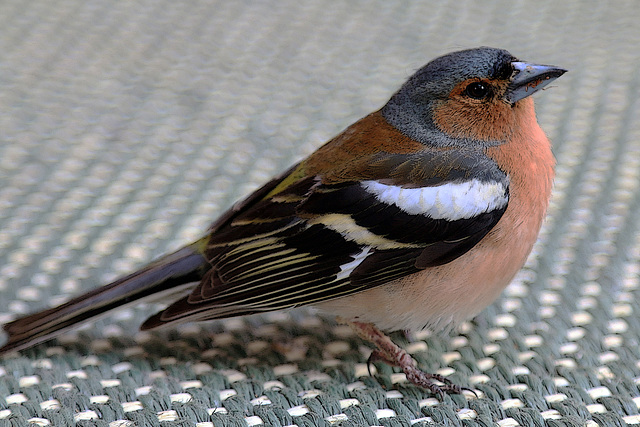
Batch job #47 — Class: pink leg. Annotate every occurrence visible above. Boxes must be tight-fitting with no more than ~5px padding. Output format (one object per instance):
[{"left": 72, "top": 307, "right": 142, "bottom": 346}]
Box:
[{"left": 345, "top": 320, "right": 466, "bottom": 397}]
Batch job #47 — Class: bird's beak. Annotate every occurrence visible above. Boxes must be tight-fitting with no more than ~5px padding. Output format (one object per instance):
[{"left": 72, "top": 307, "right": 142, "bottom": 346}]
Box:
[{"left": 506, "top": 62, "right": 567, "bottom": 104}]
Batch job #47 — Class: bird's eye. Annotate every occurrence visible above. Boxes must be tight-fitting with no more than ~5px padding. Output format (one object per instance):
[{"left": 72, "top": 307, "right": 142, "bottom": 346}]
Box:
[{"left": 464, "top": 82, "right": 490, "bottom": 100}]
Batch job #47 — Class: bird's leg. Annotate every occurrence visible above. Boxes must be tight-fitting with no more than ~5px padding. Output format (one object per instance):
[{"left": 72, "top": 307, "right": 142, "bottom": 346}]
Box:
[{"left": 344, "top": 319, "right": 464, "bottom": 397}]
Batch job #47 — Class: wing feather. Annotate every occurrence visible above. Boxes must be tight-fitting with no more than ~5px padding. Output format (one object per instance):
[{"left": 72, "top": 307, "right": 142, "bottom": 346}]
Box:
[{"left": 141, "top": 148, "right": 509, "bottom": 329}]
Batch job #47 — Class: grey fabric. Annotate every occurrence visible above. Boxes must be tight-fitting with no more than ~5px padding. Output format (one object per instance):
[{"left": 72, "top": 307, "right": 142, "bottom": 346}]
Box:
[{"left": 1, "top": 0, "right": 639, "bottom": 425}]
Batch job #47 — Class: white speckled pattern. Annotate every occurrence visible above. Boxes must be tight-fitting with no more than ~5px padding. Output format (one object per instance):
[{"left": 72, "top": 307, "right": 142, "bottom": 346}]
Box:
[{"left": 0, "top": 0, "right": 639, "bottom": 425}]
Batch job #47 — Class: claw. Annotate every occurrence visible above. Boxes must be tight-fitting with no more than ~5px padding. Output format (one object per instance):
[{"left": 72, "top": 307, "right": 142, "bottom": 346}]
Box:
[
  {"left": 344, "top": 319, "right": 469, "bottom": 398},
  {"left": 366, "top": 347, "right": 413, "bottom": 378},
  {"left": 366, "top": 348, "right": 395, "bottom": 376},
  {"left": 461, "top": 387, "right": 479, "bottom": 397},
  {"left": 366, "top": 352, "right": 375, "bottom": 377},
  {"left": 402, "top": 364, "right": 464, "bottom": 396}
]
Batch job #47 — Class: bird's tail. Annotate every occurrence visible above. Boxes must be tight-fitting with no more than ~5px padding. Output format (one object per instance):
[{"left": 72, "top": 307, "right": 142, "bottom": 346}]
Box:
[{"left": 0, "top": 244, "right": 208, "bottom": 354}]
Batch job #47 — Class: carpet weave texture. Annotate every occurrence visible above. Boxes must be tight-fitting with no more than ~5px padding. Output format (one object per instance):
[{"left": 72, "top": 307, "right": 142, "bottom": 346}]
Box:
[{"left": 1, "top": 1, "right": 640, "bottom": 426}]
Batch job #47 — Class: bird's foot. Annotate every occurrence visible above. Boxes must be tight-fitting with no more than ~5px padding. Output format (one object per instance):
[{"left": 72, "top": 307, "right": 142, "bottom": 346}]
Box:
[
  {"left": 366, "top": 348, "right": 463, "bottom": 397},
  {"left": 345, "top": 319, "right": 467, "bottom": 397}
]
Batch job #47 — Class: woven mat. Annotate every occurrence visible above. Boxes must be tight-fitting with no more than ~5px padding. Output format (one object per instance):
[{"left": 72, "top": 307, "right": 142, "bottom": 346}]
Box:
[{"left": 1, "top": 0, "right": 639, "bottom": 426}]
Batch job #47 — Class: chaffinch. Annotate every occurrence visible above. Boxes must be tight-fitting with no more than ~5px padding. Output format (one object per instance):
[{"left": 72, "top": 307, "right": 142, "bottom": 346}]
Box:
[{"left": 0, "top": 47, "right": 566, "bottom": 395}]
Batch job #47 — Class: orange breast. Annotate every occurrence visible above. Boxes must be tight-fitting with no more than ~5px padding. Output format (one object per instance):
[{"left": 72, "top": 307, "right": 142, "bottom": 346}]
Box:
[{"left": 315, "top": 98, "right": 555, "bottom": 332}]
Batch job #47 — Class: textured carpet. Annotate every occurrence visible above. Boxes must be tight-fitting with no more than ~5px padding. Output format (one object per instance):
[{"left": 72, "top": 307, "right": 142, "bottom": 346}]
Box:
[{"left": 1, "top": 0, "right": 640, "bottom": 426}]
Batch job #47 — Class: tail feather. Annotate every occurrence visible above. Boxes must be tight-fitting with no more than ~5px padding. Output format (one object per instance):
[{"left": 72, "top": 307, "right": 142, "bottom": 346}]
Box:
[{"left": 0, "top": 245, "right": 207, "bottom": 354}]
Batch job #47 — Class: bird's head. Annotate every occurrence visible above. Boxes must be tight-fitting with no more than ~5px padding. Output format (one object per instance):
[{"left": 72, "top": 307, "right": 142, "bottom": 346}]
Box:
[{"left": 381, "top": 47, "right": 566, "bottom": 146}]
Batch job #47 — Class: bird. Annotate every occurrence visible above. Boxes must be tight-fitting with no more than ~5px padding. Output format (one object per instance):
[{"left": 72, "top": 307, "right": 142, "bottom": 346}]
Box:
[{"left": 0, "top": 47, "right": 565, "bottom": 396}]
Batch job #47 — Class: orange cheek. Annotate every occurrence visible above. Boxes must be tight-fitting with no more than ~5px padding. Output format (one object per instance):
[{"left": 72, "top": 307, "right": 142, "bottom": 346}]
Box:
[{"left": 432, "top": 99, "right": 516, "bottom": 142}]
